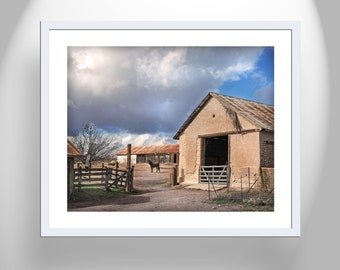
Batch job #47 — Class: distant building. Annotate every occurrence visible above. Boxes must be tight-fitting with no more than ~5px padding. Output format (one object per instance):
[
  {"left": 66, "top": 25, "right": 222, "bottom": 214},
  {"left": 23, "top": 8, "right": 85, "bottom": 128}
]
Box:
[
  {"left": 116, "top": 144, "right": 179, "bottom": 165},
  {"left": 173, "top": 92, "right": 274, "bottom": 189}
]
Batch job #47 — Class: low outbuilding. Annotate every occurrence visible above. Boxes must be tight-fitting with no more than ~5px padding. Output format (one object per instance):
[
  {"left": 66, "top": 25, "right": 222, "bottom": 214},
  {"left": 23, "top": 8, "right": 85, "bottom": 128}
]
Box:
[{"left": 116, "top": 144, "right": 179, "bottom": 165}]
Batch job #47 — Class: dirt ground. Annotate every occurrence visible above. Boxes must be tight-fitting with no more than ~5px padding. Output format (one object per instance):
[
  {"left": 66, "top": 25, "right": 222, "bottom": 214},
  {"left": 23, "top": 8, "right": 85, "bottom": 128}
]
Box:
[{"left": 68, "top": 163, "right": 273, "bottom": 212}]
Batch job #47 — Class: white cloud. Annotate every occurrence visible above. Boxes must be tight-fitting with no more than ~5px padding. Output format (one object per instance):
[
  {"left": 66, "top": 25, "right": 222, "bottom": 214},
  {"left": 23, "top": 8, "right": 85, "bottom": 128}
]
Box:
[
  {"left": 135, "top": 48, "right": 188, "bottom": 88},
  {"left": 68, "top": 47, "right": 133, "bottom": 96},
  {"left": 108, "top": 132, "right": 177, "bottom": 150},
  {"left": 206, "top": 62, "right": 254, "bottom": 81}
]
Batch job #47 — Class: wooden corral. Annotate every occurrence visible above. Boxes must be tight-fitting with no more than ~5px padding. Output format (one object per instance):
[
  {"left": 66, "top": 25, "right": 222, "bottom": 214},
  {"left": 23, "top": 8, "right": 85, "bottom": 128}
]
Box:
[
  {"left": 73, "top": 164, "right": 134, "bottom": 193},
  {"left": 71, "top": 144, "right": 134, "bottom": 195}
]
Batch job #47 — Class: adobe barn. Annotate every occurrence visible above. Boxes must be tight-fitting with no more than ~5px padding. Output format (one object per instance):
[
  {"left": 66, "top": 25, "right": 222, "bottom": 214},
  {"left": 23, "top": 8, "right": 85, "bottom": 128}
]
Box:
[{"left": 173, "top": 92, "right": 274, "bottom": 190}]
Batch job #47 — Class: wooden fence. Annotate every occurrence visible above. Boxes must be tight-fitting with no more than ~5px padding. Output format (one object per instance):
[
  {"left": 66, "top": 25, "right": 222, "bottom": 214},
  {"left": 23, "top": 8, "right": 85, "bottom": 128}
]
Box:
[{"left": 74, "top": 164, "right": 134, "bottom": 192}]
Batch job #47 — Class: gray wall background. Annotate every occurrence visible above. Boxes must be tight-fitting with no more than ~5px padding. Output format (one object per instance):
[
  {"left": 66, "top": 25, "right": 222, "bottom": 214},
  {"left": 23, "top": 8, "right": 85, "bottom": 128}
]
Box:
[{"left": 0, "top": 1, "right": 339, "bottom": 269}]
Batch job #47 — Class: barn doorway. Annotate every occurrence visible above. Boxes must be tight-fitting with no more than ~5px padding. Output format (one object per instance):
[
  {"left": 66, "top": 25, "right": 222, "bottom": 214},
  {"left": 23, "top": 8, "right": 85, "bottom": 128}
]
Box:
[
  {"left": 202, "top": 135, "right": 228, "bottom": 166},
  {"left": 200, "top": 135, "right": 229, "bottom": 183}
]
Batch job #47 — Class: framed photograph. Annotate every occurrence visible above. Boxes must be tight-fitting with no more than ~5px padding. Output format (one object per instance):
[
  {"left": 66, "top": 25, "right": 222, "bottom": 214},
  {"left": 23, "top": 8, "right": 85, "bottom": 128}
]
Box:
[{"left": 41, "top": 21, "right": 300, "bottom": 236}]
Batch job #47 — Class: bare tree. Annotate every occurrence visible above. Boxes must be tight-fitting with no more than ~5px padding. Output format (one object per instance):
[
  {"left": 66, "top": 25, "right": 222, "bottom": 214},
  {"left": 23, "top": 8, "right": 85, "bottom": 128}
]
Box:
[{"left": 69, "top": 122, "right": 119, "bottom": 164}]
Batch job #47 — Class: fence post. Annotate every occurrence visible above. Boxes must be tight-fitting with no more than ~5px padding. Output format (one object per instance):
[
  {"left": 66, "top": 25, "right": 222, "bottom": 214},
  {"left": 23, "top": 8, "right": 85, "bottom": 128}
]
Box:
[
  {"left": 77, "top": 166, "right": 82, "bottom": 192},
  {"left": 104, "top": 167, "right": 108, "bottom": 191},
  {"left": 88, "top": 163, "right": 92, "bottom": 181},
  {"left": 115, "top": 160, "right": 119, "bottom": 175},
  {"left": 171, "top": 165, "right": 177, "bottom": 186},
  {"left": 208, "top": 172, "right": 211, "bottom": 200},
  {"left": 260, "top": 167, "right": 265, "bottom": 192},
  {"left": 125, "top": 144, "right": 132, "bottom": 192},
  {"left": 101, "top": 163, "right": 105, "bottom": 183},
  {"left": 129, "top": 166, "right": 134, "bottom": 192},
  {"left": 105, "top": 167, "right": 111, "bottom": 192},
  {"left": 228, "top": 165, "right": 232, "bottom": 190},
  {"left": 174, "top": 166, "right": 176, "bottom": 186}
]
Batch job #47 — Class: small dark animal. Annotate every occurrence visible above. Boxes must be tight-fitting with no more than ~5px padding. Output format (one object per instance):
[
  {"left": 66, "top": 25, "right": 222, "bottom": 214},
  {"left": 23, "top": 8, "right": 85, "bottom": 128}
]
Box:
[{"left": 148, "top": 160, "right": 160, "bottom": 173}]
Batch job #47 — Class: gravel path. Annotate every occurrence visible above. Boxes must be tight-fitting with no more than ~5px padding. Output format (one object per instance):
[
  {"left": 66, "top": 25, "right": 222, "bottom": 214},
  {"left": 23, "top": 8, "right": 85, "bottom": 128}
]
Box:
[{"left": 68, "top": 164, "right": 272, "bottom": 211}]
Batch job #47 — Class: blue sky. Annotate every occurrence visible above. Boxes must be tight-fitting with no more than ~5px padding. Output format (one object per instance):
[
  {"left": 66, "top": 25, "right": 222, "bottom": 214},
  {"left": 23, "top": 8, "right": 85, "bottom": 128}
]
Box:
[
  {"left": 220, "top": 47, "right": 274, "bottom": 104},
  {"left": 68, "top": 47, "right": 274, "bottom": 146}
]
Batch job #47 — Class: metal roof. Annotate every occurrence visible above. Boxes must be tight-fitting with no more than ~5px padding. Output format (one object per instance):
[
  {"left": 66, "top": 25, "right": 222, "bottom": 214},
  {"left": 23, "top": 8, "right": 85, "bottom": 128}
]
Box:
[
  {"left": 67, "top": 140, "right": 83, "bottom": 156},
  {"left": 173, "top": 92, "right": 274, "bottom": 139},
  {"left": 116, "top": 144, "right": 179, "bottom": 155}
]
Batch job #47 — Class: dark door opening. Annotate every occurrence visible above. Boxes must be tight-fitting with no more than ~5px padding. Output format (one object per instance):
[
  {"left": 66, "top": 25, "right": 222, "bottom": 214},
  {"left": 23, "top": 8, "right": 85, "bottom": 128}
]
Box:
[
  {"left": 203, "top": 136, "right": 228, "bottom": 166},
  {"left": 173, "top": 153, "right": 177, "bottom": 164}
]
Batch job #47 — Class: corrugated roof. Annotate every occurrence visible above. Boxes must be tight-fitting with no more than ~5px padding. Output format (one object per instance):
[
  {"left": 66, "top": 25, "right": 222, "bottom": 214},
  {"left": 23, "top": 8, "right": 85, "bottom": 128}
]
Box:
[
  {"left": 212, "top": 93, "right": 274, "bottom": 130},
  {"left": 67, "top": 140, "right": 83, "bottom": 156},
  {"left": 116, "top": 144, "right": 179, "bottom": 155},
  {"left": 173, "top": 92, "right": 274, "bottom": 139}
]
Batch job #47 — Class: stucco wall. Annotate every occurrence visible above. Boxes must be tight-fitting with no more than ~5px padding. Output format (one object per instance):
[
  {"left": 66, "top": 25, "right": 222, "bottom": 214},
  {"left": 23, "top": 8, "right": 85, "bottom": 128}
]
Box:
[
  {"left": 117, "top": 155, "right": 137, "bottom": 165},
  {"left": 229, "top": 132, "right": 260, "bottom": 168},
  {"left": 228, "top": 131, "right": 262, "bottom": 189}
]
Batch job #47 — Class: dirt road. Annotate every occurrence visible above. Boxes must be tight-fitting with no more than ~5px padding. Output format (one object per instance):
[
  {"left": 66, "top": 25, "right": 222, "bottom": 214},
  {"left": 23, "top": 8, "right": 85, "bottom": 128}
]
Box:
[{"left": 68, "top": 164, "right": 273, "bottom": 211}]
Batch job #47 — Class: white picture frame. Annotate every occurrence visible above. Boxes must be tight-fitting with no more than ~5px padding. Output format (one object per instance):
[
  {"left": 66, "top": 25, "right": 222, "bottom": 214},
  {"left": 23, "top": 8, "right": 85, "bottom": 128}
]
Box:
[{"left": 41, "top": 21, "right": 300, "bottom": 237}]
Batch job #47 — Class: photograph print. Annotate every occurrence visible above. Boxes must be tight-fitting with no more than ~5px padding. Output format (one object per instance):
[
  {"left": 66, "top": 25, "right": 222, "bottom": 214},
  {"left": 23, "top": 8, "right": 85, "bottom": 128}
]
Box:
[{"left": 67, "top": 46, "right": 275, "bottom": 212}]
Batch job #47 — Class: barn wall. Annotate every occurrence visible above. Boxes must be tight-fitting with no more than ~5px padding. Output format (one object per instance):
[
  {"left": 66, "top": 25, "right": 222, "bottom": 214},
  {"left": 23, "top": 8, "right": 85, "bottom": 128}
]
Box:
[
  {"left": 178, "top": 134, "right": 199, "bottom": 182},
  {"left": 117, "top": 153, "right": 178, "bottom": 165},
  {"left": 117, "top": 155, "right": 137, "bottom": 165},
  {"left": 229, "top": 132, "right": 260, "bottom": 167},
  {"left": 228, "top": 132, "right": 260, "bottom": 189},
  {"left": 228, "top": 132, "right": 274, "bottom": 191},
  {"left": 144, "top": 154, "right": 172, "bottom": 163}
]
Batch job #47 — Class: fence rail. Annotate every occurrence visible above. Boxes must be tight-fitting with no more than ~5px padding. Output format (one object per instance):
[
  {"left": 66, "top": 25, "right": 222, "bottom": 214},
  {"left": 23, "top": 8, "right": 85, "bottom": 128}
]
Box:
[{"left": 200, "top": 165, "right": 229, "bottom": 184}]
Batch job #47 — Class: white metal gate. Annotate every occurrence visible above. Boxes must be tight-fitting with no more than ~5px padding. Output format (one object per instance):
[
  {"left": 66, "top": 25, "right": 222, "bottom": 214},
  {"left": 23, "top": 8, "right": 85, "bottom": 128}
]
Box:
[{"left": 200, "top": 165, "right": 229, "bottom": 184}]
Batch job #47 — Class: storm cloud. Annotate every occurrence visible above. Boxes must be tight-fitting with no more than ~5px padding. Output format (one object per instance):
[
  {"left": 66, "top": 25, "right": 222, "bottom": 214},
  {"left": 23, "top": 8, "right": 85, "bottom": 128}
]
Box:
[{"left": 67, "top": 47, "right": 267, "bottom": 138}]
